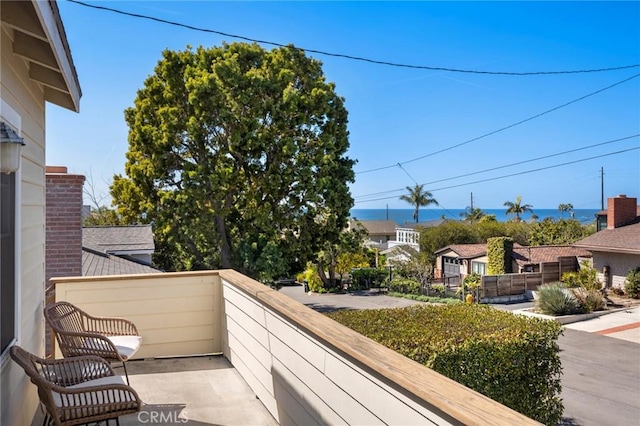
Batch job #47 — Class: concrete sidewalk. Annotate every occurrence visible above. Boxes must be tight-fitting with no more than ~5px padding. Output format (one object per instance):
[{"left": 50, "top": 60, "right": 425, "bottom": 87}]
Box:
[{"left": 564, "top": 306, "right": 640, "bottom": 344}]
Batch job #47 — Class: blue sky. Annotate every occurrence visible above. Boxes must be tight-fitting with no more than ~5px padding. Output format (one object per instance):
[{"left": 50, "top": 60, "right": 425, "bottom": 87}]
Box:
[{"left": 47, "top": 1, "right": 640, "bottom": 211}]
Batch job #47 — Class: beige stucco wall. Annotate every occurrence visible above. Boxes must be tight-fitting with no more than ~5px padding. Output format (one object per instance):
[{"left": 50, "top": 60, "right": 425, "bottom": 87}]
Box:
[
  {"left": 591, "top": 251, "right": 640, "bottom": 289},
  {"left": 0, "top": 24, "right": 47, "bottom": 426}
]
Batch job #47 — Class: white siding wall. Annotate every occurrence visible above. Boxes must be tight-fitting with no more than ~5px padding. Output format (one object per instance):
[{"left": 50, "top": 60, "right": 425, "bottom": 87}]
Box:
[
  {"left": 0, "top": 24, "right": 47, "bottom": 426},
  {"left": 591, "top": 252, "right": 640, "bottom": 289},
  {"left": 222, "top": 280, "right": 452, "bottom": 425}
]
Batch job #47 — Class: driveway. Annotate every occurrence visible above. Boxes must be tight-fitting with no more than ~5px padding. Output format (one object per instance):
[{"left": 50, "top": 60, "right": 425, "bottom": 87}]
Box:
[{"left": 277, "top": 285, "right": 640, "bottom": 426}]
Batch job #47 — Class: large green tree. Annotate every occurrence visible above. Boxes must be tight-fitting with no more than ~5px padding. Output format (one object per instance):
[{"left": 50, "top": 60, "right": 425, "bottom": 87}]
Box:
[
  {"left": 399, "top": 184, "right": 438, "bottom": 223},
  {"left": 111, "top": 43, "right": 355, "bottom": 280}
]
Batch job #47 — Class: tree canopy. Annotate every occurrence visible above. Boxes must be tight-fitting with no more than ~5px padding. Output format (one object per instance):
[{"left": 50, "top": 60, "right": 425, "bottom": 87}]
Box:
[
  {"left": 111, "top": 42, "right": 355, "bottom": 281},
  {"left": 399, "top": 184, "right": 438, "bottom": 222}
]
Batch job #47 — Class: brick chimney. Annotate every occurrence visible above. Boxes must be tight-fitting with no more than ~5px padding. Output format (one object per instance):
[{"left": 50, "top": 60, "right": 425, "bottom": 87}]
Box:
[
  {"left": 45, "top": 166, "right": 85, "bottom": 356},
  {"left": 607, "top": 194, "right": 638, "bottom": 229},
  {"left": 45, "top": 166, "right": 85, "bottom": 282}
]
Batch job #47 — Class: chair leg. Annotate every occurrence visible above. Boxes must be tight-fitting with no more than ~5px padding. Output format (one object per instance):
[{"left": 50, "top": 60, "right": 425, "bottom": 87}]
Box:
[{"left": 122, "top": 361, "right": 130, "bottom": 385}]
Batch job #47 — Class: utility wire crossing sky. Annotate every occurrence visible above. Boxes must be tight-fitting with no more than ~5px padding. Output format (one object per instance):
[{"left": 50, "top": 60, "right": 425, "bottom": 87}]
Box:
[{"left": 47, "top": 1, "right": 640, "bottom": 210}]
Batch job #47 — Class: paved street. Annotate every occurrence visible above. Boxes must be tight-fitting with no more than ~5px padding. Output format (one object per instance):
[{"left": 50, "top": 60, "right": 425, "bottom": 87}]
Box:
[{"left": 278, "top": 285, "right": 640, "bottom": 426}]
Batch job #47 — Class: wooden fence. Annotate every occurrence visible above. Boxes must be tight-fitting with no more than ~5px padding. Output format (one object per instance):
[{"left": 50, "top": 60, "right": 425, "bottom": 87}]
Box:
[{"left": 482, "top": 257, "right": 580, "bottom": 298}]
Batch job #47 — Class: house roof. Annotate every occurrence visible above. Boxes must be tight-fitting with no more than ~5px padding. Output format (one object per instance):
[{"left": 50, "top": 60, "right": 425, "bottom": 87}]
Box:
[
  {"left": 83, "top": 225, "right": 155, "bottom": 254},
  {"left": 349, "top": 219, "right": 397, "bottom": 235},
  {"left": 82, "top": 247, "right": 161, "bottom": 276},
  {"left": 435, "top": 244, "right": 487, "bottom": 259},
  {"left": 573, "top": 221, "right": 640, "bottom": 254},
  {"left": 1, "top": 1, "right": 81, "bottom": 111},
  {"left": 512, "top": 245, "right": 592, "bottom": 266},
  {"left": 435, "top": 243, "right": 591, "bottom": 265}
]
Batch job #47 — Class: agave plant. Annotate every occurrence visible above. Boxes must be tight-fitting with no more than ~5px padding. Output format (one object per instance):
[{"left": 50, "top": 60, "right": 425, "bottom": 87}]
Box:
[{"left": 536, "top": 282, "right": 583, "bottom": 316}]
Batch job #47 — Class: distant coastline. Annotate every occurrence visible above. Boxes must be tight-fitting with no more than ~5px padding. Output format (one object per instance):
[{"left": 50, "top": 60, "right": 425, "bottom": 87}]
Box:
[{"left": 350, "top": 208, "right": 600, "bottom": 225}]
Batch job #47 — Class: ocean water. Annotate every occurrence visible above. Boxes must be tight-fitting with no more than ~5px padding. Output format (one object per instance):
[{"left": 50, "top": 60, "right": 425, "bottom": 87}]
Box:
[{"left": 350, "top": 208, "right": 600, "bottom": 225}]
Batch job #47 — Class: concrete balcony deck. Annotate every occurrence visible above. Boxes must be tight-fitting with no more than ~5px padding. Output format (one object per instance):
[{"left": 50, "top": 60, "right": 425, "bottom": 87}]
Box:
[{"left": 47, "top": 270, "right": 540, "bottom": 425}]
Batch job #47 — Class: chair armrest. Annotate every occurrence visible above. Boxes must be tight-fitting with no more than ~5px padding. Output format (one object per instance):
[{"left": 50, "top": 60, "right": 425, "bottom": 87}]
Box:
[
  {"left": 52, "top": 382, "right": 142, "bottom": 417},
  {"left": 53, "top": 330, "right": 124, "bottom": 361},
  {"left": 85, "top": 314, "right": 139, "bottom": 336},
  {"left": 38, "top": 355, "right": 116, "bottom": 386}
]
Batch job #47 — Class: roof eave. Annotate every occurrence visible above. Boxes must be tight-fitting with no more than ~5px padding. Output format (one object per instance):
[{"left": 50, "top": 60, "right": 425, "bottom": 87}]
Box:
[
  {"left": 573, "top": 245, "right": 640, "bottom": 255},
  {"left": 3, "top": 1, "right": 81, "bottom": 112}
]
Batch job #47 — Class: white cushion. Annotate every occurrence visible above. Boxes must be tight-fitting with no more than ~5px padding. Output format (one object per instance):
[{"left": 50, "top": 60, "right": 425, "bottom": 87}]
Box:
[
  {"left": 107, "top": 335, "right": 141, "bottom": 360},
  {"left": 52, "top": 375, "right": 133, "bottom": 408}
]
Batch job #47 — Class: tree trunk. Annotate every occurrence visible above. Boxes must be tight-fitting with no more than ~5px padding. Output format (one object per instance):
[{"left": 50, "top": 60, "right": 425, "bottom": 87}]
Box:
[
  {"left": 215, "top": 214, "right": 233, "bottom": 269},
  {"left": 316, "top": 263, "right": 330, "bottom": 287}
]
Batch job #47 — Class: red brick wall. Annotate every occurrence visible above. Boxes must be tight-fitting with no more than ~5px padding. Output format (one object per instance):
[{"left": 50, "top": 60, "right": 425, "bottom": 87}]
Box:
[
  {"left": 45, "top": 167, "right": 85, "bottom": 281},
  {"left": 45, "top": 167, "right": 84, "bottom": 356},
  {"left": 607, "top": 195, "right": 637, "bottom": 229}
]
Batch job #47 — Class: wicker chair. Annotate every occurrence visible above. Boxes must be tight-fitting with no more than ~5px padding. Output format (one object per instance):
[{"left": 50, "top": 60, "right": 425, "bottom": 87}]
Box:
[
  {"left": 44, "top": 302, "right": 141, "bottom": 385},
  {"left": 10, "top": 345, "right": 141, "bottom": 426}
]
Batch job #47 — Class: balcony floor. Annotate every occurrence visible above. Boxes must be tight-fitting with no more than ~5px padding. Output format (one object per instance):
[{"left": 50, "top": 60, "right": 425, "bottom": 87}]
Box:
[
  {"left": 33, "top": 356, "right": 277, "bottom": 426},
  {"left": 123, "top": 356, "right": 277, "bottom": 425}
]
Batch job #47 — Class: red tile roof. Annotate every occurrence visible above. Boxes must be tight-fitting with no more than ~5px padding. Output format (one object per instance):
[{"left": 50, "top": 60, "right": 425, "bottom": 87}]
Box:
[
  {"left": 512, "top": 246, "right": 592, "bottom": 266},
  {"left": 435, "top": 244, "right": 487, "bottom": 258}
]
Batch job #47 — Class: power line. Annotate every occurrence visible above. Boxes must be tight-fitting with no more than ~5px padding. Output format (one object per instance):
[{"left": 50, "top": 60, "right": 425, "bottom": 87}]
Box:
[
  {"left": 67, "top": 0, "right": 639, "bottom": 76},
  {"left": 354, "top": 146, "right": 639, "bottom": 204},
  {"left": 354, "top": 134, "right": 639, "bottom": 200},
  {"left": 356, "top": 73, "right": 640, "bottom": 174}
]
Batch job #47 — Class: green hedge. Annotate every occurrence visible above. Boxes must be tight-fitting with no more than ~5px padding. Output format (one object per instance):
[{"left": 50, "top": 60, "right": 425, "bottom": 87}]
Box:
[
  {"left": 487, "top": 236, "right": 513, "bottom": 275},
  {"left": 328, "top": 304, "right": 563, "bottom": 425}
]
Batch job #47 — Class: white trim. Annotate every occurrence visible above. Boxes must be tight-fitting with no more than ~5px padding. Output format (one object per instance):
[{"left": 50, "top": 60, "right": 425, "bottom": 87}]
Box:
[
  {"left": 31, "top": 1, "right": 80, "bottom": 111},
  {"left": 0, "top": 100, "right": 22, "bottom": 133}
]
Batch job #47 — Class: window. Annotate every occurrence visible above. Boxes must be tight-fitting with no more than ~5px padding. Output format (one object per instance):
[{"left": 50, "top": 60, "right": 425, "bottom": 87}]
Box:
[
  {"left": 471, "top": 261, "right": 486, "bottom": 275},
  {"left": 1, "top": 172, "right": 16, "bottom": 354}
]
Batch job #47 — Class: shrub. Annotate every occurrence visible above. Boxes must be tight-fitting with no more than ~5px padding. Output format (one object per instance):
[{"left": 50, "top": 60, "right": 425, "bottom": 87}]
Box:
[
  {"left": 389, "top": 278, "right": 420, "bottom": 295},
  {"left": 430, "top": 283, "right": 445, "bottom": 294},
  {"left": 561, "top": 261, "right": 601, "bottom": 291},
  {"left": 298, "top": 263, "right": 323, "bottom": 292},
  {"left": 387, "top": 292, "right": 461, "bottom": 305},
  {"left": 536, "top": 282, "right": 583, "bottom": 315},
  {"left": 328, "top": 304, "right": 563, "bottom": 425},
  {"left": 624, "top": 267, "right": 640, "bottom": 298},
  {"left": 572, "top": 288, "right": 605, "bottom": 312},
  {"left": 351, "top": 268, "right": 387, "bottom": 289}
]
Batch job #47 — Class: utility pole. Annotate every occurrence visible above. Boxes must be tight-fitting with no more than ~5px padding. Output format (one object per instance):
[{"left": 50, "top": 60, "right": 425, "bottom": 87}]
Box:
[
  {"left": 470, "top": 192, "right": 474, "bottom": 210},
  {"left": 601, "top": 167, "right": 605, "bottom": 211}
]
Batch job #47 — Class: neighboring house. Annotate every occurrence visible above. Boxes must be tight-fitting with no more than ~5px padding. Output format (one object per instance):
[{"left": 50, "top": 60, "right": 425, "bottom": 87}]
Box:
[
  {"left": 348, "top": 219, "right": 397, "bottom": 245},
  {"left": 434, "top": 244, "right": 488, "bottom": 279},
  {"left": 83, "top": 225, "right": 155, "bottom": 266},
  {"left": 434, "top": 243, "right": 590, "bottom": 281},
  {"left": 594, "top": 200, "right": 640, "bottom": 232},
  {"left": 388, "top": 219, "right": 445, "bottom": 252},
  {"left": 1, "top": 2, "right": 81, "bottom": 424},
  {"left": 351, "top": 218, "right": 445, "bottom": 253},
  {"left": 574, "top": 195, "right": 640, "bottom": 289}
]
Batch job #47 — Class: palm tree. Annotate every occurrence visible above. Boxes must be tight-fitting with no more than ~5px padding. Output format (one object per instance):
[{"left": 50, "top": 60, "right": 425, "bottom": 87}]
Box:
[
  {"left": 460, "top": 207, "right": 486, "bottom": 223},
  {"left": 504, "top": 195, "right": 533, "bottom": 222},
  {"left": 399, "top": 184, "right": 438, "bottom": 223},
  {"left": 558, "top": 203, "right": 574, "bottom": 218}
]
